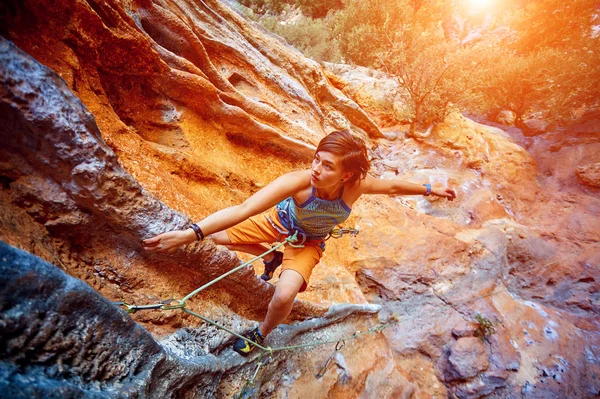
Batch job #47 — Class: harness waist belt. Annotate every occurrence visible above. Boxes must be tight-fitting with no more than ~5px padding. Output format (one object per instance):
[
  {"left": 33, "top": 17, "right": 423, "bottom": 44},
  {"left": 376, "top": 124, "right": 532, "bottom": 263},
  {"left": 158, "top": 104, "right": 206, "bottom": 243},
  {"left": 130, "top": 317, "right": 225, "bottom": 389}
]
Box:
[{"left": 266, "top": 215, "right": 324, "bottom": 245}]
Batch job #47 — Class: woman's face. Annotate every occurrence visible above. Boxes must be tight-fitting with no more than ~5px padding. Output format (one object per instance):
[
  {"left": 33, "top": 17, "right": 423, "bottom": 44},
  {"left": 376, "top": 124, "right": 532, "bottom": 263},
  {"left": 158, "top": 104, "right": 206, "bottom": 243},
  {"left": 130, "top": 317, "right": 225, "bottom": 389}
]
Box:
[{"left": 311, "top": 151, "right": 351, "bottom": 188}]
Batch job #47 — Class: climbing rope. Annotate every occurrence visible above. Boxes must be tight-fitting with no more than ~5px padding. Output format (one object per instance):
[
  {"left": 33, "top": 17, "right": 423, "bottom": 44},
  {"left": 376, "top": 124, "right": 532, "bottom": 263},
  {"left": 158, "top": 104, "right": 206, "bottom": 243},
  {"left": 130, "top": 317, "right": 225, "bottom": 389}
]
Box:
[
  {"left": 116, "top": 226, "right": 360, "bottom": 313},
  {"left": 116, "top": 232, "right": 299, "bottom": 314},
  {"left": 231, "top": 319, "right": 398, "bottom": 398},
  {"left": 115, "top": 227, "right": 396, "bottom": 396},
  {"left": 236, "top": 351, "right": 274, "bottom": 399},
  {"left": 115, "top": 228, "right": 391, "bottom": 352},
  {"left": 115, "top": 227, "right": 592, "bottom": 393}
]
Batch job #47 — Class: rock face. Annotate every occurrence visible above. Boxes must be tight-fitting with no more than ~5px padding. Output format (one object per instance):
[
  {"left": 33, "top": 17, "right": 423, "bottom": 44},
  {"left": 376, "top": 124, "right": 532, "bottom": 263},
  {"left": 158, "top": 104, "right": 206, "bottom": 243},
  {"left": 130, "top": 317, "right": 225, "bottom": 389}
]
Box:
[
  {"left": 0, "top": 0, "right": 381, "bottom": 157},
  {"left": 325, "top": 109, "right": 599, "bottom": 397},
  {"left": 0, "top": 36, "right": 413, "bottom": 398},
  {"left": 0, "top": 240, "right": 407, "bottom": 398},
  {"left": 446, "top": 337, "right": 489, "bottom": 381},
  {"left": 522, "top": 118, "right": 549, "bottom": 136},
  {"left": 577, "top": 162, "right": 600, "bottom": 188},
  {"left": 1, "top": 0, "right": 600, "bottom": 398},
  {"left": 0, "top": 35, "right": 272, "bottom": 323},
  {"left": 0, "top": 240, "right": 176, "bottom": 398},
  {"left": 496, "top": 110, "right": 516, "bottom": 126},
  {"left": 323, "top": 62, "right": 412, "bottom": 128}
]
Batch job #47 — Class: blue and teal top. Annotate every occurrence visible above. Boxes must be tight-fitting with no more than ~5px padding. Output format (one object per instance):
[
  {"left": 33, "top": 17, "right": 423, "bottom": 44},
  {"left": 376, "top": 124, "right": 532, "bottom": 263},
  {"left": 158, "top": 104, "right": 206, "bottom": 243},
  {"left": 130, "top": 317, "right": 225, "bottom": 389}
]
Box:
[{"left": 276, "top": 186, "right": 352, "bottom": 239}]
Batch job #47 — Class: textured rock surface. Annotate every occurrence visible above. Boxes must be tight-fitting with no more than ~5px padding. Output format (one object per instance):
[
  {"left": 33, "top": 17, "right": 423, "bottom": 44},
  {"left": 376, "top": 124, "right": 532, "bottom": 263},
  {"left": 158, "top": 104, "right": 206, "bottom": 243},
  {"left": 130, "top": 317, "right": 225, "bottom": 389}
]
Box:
[
  {"left": 0, "top": 8, "right": 413, "bottom": 397},
  {"left": 577, "top": 162, "right": 600, "bottom": 188},
  {"left": 522, "top": 119, "right": 549, "bottom": 136},
  {"left": 0, "top": 241, "right": 407, "bottom": 398},
  {"left": 1, "top": 0, "right": 600, "bottom": 398},
  {"left": 323, "top": 109, "right": 600, "bottom": 397},
  {"left": 0, "top": 36, "right": 279, "bottom": 325},
  {"left": 323, "top": 62, "right": 412, "bottom": 128},
  {"left": 446, "top": 337, "right": 489, "bottom": 381},
  {"left": 0, "top": 36, "right": 414, "bottom": 397},
  {"left": 495, "top": 110, "right": 516, "bottom": 126}
]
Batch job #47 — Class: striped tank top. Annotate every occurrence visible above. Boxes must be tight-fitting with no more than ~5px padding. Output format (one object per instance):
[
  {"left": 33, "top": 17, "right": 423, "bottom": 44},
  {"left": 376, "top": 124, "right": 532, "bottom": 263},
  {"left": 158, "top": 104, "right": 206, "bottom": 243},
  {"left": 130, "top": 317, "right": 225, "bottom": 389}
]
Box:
[{"left": 276, "top": 186, "right": 352, "bottom": 238}]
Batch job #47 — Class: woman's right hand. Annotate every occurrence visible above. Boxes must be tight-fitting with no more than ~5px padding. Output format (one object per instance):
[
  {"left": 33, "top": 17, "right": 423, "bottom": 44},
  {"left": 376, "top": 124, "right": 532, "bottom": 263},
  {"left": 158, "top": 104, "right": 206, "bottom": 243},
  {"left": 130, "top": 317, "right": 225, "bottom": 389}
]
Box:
[{"left": 142, "top": 230, "right": 193, "bottom": 253}]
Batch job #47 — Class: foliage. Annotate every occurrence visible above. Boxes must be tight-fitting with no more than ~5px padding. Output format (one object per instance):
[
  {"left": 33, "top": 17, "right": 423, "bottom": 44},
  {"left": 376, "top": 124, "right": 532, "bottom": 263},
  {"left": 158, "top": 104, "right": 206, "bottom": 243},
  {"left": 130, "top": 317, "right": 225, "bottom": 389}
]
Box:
[
  {"left": 295, "top": 0, "right": 344, "bottom": 19},
  {"left": 474, "top": 313, "right": 497, "bottom": 340},
  {"left": 238, "top": 0, "right": 291, "bottom": 15},
  {"left": 238, "top": 0, "right": 343, "bottom": 18},
  {"left": 332, "top": 0, "right": 473, "bottom": 132},
  {"left": 505, "top": 0, "right": 598, "bottom": 52},
  {"left": 498, "top": 0, "right": 600, "bottom": 123},
  {"left": 260, "top": 14, "right": 343, "bottom": 62},
  {"left": 330, "top": 0, "right": 407, "bottom": 66},
  {"left": 241, "top": 0, "right": 600, "bottom": 129}
]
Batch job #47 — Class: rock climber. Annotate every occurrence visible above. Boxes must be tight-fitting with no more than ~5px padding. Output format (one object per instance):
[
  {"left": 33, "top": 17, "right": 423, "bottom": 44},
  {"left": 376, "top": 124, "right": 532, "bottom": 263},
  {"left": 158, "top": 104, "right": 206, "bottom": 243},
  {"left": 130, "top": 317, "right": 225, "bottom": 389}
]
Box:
[{"left": 142, "top": 130, "right": 456, "bottom": 356}]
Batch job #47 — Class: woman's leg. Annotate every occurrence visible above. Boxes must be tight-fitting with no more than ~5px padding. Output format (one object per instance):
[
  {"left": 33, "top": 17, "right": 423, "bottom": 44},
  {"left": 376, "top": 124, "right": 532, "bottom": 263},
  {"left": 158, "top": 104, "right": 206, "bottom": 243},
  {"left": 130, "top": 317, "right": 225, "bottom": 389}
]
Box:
[
  {"left": 259, "top": 270, "right": 304, "bottom": 336},
  {"left": 259, "top": 243, "right": 322, "bottom": 336},
  {"left": 210, "top": 230, "right": 275, "bottom": 262}
]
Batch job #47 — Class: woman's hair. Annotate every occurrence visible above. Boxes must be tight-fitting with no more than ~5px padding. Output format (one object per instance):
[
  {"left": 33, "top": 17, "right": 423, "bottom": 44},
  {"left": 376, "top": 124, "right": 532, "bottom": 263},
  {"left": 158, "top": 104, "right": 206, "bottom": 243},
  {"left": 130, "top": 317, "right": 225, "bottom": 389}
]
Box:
[{"left": 315, "top": 130, "right": 370, "bottom": 186}]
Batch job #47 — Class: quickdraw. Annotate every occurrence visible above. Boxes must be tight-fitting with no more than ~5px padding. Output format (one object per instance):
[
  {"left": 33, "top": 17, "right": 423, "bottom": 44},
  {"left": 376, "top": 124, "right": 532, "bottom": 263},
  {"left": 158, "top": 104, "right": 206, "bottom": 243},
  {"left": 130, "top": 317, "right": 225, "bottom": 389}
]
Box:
[
  {"left": 315, "top": 340, "right": 345, "bottom": 379},
  {"left": 325, "top": 227, "right": 359, "bottom": 240},
  {"left": 236, "top": 352, "right": 274, "bottom": 399}
]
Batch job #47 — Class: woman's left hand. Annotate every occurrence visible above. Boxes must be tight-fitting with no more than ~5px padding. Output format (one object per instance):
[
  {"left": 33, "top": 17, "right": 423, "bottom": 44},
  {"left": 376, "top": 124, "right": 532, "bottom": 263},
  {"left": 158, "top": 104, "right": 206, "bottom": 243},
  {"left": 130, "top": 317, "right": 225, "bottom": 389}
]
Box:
[
  {"left": 142, "top": 230, "right": 192, "bottom": 253},
  {"left": 431, "top": 186, "right": 457, "bottom": 201}
]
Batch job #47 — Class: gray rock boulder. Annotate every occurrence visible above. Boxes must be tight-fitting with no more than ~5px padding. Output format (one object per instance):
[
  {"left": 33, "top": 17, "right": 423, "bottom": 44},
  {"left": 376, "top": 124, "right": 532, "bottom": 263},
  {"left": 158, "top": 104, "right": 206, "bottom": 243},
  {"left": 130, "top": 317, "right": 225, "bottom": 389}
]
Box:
[
  {"left": 446, "top": 337, "right": 489, "bottom": 381},
  {"left": 0, "top": 240, "right": 211, "bottom": 398}
]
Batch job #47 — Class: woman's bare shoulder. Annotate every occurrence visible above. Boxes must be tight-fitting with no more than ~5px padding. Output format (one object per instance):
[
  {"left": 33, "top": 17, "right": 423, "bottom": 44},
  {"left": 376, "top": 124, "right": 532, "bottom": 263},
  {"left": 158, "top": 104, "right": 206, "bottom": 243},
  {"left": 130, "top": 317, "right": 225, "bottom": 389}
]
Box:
[
  {"left": 280, "top": 169, "right": 312, "bottom": 190},
  {"left": 342, "top": 177, "right": 367, "bottom": 207},
  {"left": 284, "top": 169, "right": 311, "bottom": 178}
]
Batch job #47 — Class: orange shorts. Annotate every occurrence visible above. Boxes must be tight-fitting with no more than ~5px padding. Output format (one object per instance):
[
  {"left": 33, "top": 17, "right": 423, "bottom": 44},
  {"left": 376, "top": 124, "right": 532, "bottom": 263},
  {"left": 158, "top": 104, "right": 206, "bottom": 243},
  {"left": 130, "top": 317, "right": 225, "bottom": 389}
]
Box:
[{"left": 225, "top": 207, "right": 324, "bottom": 292}]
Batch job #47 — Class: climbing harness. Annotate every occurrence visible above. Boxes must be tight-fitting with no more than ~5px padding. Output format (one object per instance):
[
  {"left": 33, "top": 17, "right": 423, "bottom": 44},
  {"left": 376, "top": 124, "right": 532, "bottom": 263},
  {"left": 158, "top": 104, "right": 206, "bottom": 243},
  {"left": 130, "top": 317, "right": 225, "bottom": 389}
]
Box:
[
  {"left": 268, "top": 207, "right": 360, "bottom": 244},
  {"left": 265, "top": 215, "right": 309, "bottom": 245}
]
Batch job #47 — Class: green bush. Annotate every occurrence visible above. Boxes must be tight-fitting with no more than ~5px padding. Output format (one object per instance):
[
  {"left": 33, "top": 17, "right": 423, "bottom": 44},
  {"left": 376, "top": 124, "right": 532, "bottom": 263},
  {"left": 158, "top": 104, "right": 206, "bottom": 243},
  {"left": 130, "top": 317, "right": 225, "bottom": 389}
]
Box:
[
  {"left": 239, "top": 0, "right": 291, "bottom": 15},
  {"left": 474, "top": 313, "right": 497, "bottom": 340},
  {"left": 241, "top": 0, "right": 600, "bottom": 128},
  {"left": 260, "top": 14, "right": 342, "bottom": 62},
  {"left": 296, "top": 0, "right": 344, "bottom": 18}
]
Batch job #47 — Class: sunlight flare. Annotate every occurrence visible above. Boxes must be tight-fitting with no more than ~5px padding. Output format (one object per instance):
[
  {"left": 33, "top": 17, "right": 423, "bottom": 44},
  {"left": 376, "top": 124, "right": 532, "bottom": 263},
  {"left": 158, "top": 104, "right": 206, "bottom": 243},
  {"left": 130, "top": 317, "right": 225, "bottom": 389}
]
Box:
[{"left": 469, "top": 0, "right": 493, "bottom": 10}]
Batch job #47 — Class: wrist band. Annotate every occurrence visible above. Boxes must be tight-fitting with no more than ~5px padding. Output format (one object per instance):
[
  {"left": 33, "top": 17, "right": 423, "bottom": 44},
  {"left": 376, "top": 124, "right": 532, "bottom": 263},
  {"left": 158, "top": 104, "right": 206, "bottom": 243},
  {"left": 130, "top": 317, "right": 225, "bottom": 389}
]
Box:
[
  {"left": 423, "top": 184, "right": 431, "bottom": 196},
  {"left": 190, "top": 223, "right": 204, "bottom": 241}
]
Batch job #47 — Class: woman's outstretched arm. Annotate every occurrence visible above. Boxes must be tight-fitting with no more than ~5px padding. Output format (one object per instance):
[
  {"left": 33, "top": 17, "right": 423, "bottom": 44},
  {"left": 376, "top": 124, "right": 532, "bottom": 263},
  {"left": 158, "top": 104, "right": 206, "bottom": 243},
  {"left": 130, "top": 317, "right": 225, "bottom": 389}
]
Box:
[
  {"left": 360, "top": 174, "right": 456, "bottom": 199},
  {"left": 143, "top": 170, "right": 310, "bottom": 253}
]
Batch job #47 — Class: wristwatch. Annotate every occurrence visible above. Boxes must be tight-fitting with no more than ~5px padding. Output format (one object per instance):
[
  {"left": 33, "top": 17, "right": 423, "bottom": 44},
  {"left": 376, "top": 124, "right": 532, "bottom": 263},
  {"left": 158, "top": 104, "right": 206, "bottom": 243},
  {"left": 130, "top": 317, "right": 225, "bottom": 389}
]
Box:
[{"left": 423, "top": 184, "right": 431, "bottom": 196}]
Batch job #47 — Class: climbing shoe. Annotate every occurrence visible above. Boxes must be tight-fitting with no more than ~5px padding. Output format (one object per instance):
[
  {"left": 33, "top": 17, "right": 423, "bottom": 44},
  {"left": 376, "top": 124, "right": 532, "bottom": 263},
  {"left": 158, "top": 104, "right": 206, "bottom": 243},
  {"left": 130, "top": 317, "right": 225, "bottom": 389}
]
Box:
[
  {"left": 233, "top": 327, "right": 264, "bottom": 356},
  {"left": 260, "top": 250, "right": 283, "bottom": 281}
]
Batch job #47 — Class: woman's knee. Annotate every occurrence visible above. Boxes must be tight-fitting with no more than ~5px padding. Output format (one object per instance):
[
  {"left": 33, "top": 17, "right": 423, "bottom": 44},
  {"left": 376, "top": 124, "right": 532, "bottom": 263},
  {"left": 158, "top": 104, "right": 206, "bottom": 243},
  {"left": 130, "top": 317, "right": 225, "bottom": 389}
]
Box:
[{"left": 270, "top": 287, "right": 297, "bottom": 309}]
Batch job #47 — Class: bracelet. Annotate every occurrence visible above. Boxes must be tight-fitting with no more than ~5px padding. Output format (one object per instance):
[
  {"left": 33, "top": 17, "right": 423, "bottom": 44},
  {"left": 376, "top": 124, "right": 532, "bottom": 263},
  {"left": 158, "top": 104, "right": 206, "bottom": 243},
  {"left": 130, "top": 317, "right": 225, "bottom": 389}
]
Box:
[
  {"left": 190, "top": 223, "right": 205, "bottom": 241},
  {"left": 423, "top": 184, "right": 431, "bottom": 196}
]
